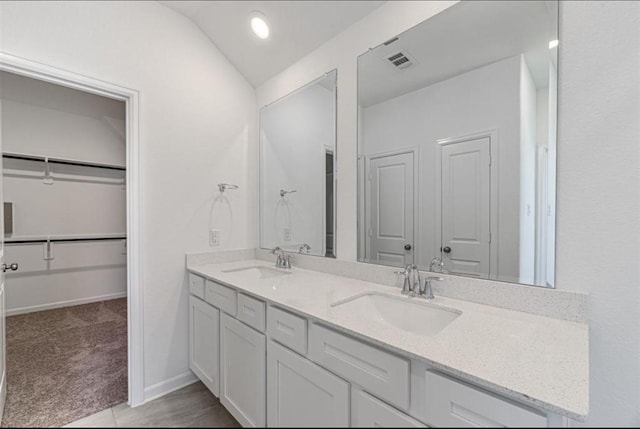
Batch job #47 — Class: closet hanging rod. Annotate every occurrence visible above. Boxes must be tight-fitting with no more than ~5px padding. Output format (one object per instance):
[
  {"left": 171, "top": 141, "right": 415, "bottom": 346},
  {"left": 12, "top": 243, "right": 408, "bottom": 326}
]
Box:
[
  {"left": 5, "top": 235, "right": 126, "bottom": 245},
  {"left": 2, "top": 152, "right": 126, "bottom": 171}
]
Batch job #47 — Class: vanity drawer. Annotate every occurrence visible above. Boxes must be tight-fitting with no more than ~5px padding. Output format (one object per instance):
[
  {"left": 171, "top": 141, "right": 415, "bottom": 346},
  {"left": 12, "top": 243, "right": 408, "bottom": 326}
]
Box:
[
  {"left": 352, "top": 389, "right": 425, "bottom": 428},
  {"left": 188, "top": 273, "right": 205, "bottom": 299},
  {"left": 237, "top": 293, "right": 266, "bottom": 332},
  {"left": 205, "top": 280, "right": 237, "bottom": 316},
  {"left": 424, "top": 371, "right": 547, "bottom": 427},
  {"left": 267, "top": 306, "right": 308, "bottom": 355},
  {"left": 309, "top": 323, "right": 410, "bottom": 410}
]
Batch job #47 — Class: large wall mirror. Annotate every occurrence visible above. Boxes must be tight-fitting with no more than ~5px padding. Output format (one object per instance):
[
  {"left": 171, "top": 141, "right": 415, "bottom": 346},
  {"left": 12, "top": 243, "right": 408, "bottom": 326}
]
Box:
[
  {"left": 357, "top": 1, "right": 558, "bottom": 287},
  {"left": 260, "top": 70, "right": 337, "bottom": 258}
]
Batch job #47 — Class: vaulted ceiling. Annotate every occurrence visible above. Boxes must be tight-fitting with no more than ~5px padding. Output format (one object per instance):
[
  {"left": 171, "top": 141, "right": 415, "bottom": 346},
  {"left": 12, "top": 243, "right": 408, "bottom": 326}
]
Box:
[{"left": 161, "top": 1, "right": 385, "bottom": 87}]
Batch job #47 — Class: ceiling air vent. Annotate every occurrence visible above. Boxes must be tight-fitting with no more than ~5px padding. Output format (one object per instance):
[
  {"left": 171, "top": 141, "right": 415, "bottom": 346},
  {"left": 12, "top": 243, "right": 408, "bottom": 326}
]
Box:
[{"left": 385, "top": 51, "right": 416, "bottom": 71}]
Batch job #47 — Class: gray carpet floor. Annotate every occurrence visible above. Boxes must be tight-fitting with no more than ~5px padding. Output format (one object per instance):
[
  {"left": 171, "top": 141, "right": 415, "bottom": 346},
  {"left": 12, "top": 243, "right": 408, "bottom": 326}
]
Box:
[{"left": 1, "top": 298, "right": 128, "bottom": 428}]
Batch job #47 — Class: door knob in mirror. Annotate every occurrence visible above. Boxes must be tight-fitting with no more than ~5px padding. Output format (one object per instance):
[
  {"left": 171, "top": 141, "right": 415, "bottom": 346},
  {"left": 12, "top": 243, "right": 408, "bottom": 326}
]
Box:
[
  {"left": 404, "top": 244, "right": 412, "bottom": 251},
  {"left": 442, "top": 246, "right": 451, "bottom": 254},
  {"left": 2, "top": 263, "right": 18, "bottom": 272}
]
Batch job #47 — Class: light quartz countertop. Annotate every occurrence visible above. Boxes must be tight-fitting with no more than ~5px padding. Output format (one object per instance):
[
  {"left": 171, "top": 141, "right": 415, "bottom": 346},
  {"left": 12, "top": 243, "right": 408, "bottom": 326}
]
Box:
[{"left": 188, "top": 259, "right": 589, "bottom": 421}]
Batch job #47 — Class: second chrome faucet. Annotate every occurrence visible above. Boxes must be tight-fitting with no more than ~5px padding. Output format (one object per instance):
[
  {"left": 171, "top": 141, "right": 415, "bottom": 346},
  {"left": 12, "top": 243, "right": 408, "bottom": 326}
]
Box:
[{"left": 271, "top": 246, "right": 292, "bottom": 269}]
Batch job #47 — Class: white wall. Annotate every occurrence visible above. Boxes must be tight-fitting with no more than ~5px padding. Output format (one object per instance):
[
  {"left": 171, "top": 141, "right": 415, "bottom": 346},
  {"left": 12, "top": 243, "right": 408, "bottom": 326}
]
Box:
[
  {"left": 0, "top": 71, "right": 126, "bottom": 164},
  {"left": 556, "top": 1, "right": 640, "bottom": 426},
  {"left": 361, "top": 55, "right": 522, "bottom": 281},
  {"left": 258, "top": 0, "right": 640, "bottom": 425},
  {"left": 260, "top": 81, "right": 334, "bottom": 255},
  {"left": 0, "top": 0, "right": 256, "bottom": 399},
  {"left": 519, "top": 57, "right": 537, "bottom": 284},
  {"left": 546, "top": 62, "right": 557, "bottom": 287}
]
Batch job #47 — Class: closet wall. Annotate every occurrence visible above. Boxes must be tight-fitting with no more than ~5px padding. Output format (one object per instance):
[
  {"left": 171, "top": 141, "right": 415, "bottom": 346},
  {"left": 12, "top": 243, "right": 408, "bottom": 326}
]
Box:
[{"left": 0, "top": 71, "right": 127, "bottom": 315}]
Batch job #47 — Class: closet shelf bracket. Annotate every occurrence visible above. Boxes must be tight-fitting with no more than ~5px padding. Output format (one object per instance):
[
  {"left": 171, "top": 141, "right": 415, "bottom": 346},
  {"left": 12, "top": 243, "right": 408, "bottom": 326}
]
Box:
[
  {"left": 43, "top": 157, "right": 54, "bottom": 185},
  {"left": 43, "top": 238, "right": 55, "bottom": 261}
]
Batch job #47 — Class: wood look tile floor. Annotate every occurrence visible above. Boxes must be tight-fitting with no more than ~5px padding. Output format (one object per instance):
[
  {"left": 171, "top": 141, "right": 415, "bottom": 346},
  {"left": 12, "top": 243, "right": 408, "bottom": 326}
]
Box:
[{"left": 63, "top": 382, "right": 240, "bottom": 428}]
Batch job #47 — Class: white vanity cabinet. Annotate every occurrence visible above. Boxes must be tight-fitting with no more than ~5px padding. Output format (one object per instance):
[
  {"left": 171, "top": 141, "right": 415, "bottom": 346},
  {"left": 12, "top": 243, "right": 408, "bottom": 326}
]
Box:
[
  {"left": 267, "top": 340, "right": 350, "bottom": 427},
  {"left": 188, "top": 295, "right": 220, "bottom": 397},
  {"left": 188, "top": 271, "right": 569, "bottom": 428},
  {"left": 220, "top": 312, "right": 266, "bottom": 427}
]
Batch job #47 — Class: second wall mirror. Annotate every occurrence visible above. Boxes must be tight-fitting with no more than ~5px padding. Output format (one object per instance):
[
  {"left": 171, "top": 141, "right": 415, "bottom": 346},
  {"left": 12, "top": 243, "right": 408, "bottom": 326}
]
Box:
[
  {"left": 357, "top": 1, "right": 558, "bottom": 287},
  {"left": 260, "top": 70, "right": 337, "bottom": 258}
]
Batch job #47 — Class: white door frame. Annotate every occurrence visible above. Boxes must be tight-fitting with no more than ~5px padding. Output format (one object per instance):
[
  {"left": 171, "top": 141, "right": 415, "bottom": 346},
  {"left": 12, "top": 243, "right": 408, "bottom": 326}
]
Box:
[
  {"left": 364, "top": 147, "right": 419, "bottom": 266},
  {"left": 435, "top": 129, "right": 498, "bottom": 279},
  {"left": 0, "top": 52, "right": 144, "bottom": 406}
]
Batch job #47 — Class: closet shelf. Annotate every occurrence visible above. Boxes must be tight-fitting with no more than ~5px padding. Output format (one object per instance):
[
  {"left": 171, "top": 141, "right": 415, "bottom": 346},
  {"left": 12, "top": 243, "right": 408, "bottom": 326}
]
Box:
[
  {"left": 2, "top": 152, "right": 126, "bottom": 171},
  {"left": 5, "top": 233, "right": 126, "bottom": 245}
]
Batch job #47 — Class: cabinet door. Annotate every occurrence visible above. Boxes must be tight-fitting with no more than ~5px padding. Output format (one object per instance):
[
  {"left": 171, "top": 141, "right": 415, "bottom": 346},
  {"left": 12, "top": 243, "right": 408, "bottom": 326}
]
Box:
[
  {"left": 220, "top": 313, "right": 266, "bottom": 427},
  {"left": 268, "top": 340, "right": 349, "bottom": 427},
  {"left": 352, "top": 389, "right": 425, "bottom": 427},
  {"left": 189, "top": 295, "right": 220, "bottom": 397}
]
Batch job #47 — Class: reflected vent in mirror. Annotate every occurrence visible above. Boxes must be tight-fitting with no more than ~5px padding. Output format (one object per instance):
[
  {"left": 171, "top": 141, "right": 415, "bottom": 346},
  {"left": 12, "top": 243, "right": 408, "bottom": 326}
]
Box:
[{"left": 385, "top": 51, "right": 416, "bottom": 71}]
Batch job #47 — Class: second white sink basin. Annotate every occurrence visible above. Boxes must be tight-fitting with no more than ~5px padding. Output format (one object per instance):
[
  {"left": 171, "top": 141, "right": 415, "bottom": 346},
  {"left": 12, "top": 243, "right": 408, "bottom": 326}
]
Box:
[
  {"left": 331, "top": 292, "right": 461, "bottom": 337},
  {"left": 222, "top": 265, "right": 291, "bottom": 279}
]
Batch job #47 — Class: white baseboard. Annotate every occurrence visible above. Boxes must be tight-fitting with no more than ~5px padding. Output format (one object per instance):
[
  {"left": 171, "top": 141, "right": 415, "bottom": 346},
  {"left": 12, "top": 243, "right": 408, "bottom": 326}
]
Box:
[
  {"left": 142, "top": 371, "right": 198, "bottom": 405},
  {"left": 6, "top": 292, "right": 127, "bottom": 316}
]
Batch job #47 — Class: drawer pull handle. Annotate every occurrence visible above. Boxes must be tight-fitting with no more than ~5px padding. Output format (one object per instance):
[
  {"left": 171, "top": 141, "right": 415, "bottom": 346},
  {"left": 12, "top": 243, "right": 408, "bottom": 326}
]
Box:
[
  {"left": 276, "top": 321, "right": 295, "bottom": 336},
  {"left": 324, "top": 342, "right": 388, "bottom": 381}
]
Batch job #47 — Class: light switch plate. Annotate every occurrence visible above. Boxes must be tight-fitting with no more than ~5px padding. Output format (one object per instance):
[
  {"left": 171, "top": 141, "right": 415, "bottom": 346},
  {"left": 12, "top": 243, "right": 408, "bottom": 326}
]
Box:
[{"left": 210, "top": 229, "right": 221, "bottom": 247}]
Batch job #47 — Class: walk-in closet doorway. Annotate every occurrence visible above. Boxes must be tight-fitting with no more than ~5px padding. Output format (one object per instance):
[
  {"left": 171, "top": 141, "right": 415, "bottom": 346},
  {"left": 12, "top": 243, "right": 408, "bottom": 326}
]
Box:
[{"left": 0, "top": 53, "right": 143, "bottom": 426}]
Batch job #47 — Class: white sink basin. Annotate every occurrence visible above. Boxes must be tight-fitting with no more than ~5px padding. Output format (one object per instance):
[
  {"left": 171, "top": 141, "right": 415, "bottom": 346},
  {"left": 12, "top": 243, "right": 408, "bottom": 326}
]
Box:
[
  {"left": 222, "top": 265, "right": 291, "bottom": 279},
  {"left": 331, "top": 292, "right": 461, "bottom": 337}
]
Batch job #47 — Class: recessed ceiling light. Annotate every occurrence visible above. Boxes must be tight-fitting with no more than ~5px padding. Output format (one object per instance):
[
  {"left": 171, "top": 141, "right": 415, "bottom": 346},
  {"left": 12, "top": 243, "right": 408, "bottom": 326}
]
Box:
[
  {"left": 250, "top": 13, "right": 270, "bottom": 40},
  {"left": 549, "top": 39, "right": 559, "bottom": 49}
]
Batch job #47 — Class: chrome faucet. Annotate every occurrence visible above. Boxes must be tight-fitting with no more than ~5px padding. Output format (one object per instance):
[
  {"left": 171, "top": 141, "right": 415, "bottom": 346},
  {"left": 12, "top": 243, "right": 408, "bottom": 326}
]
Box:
[
  {"left": 271, "top": 246, "right": 292, "bottom": 269},
  {"left": 419, "top": 276, "right": 443, "bottom": 300}
]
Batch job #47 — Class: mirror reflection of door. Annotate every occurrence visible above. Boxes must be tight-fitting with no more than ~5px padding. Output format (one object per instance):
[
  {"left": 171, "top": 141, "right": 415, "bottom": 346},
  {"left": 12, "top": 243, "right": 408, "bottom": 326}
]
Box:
[
  {"left": 366, "top": 151, "right": 414, "bottom": 267},
  {"left": 356, "top": 0, "right": 559, "bottom": 288},
  {"left": 438, "top": 136, "right": 491, "bottom": 278}
]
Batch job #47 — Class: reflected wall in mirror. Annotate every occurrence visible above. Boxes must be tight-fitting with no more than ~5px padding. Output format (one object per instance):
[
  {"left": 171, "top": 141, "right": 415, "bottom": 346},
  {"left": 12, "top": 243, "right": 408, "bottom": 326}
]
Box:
[
  {"left": 357, "top": 1, "right": 558, "bottom": 287},
  {"left": 260, "top": 70, "right": 337, "bottom": 258}
]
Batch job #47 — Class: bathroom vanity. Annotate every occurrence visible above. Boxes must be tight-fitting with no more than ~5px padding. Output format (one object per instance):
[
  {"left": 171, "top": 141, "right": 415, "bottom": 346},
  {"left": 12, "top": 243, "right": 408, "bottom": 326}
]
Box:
[{"left": 186, "top": 255, "right": 588, "bottom": 427}]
